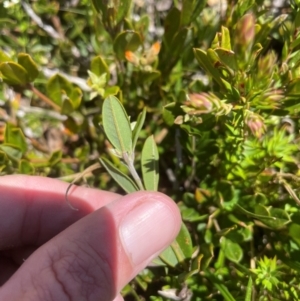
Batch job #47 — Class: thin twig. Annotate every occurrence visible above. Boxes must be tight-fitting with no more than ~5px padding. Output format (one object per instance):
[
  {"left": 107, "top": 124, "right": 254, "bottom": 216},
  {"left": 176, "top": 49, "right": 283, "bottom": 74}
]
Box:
[
  {"left": 65, "top": 162, "right": 101, "bottom": 210},
  {"left": 123, "top": 152, "right": 145, "bottom": 191},
  {"left": 29, "top": 85, "right": 61, "bottom": 112}
]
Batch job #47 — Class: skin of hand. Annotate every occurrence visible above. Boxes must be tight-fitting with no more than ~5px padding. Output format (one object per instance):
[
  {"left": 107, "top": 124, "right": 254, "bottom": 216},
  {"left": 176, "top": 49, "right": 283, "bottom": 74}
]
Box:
[{"left": 0, "top": 175, "right": 181, "bottom": 301}]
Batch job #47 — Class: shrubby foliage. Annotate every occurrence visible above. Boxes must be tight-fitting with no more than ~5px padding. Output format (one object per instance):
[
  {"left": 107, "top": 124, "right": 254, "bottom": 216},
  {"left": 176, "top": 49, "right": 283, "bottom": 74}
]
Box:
[{"left": 1, "top": 0, "right": 300, "bottom": 300}]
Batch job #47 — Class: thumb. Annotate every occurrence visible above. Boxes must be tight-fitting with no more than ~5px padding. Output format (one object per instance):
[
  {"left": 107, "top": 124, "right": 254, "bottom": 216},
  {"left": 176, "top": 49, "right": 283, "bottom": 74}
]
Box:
[{"left": 0, "top": 191, "right": 181, "bottom": 301}]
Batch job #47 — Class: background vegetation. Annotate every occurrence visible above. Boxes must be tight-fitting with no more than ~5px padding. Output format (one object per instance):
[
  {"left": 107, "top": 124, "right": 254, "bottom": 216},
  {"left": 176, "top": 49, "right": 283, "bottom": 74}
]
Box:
[{"left": 1, "top": 0, "right": 300, "bottom": 300}]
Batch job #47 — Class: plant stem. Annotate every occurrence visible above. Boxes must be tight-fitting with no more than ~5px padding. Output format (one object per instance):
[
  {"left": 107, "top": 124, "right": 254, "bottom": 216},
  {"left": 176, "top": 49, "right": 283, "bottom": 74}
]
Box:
[
  {"left": 29, "top": 84, "right": 61, "bottom": 112},
  {"left": 123, "top": 152, "right": 145, "bottom": 191}
]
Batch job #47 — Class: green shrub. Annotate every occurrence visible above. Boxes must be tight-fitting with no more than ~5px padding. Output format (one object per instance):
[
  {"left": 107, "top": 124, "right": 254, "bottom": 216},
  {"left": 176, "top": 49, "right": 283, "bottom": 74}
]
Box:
[{"left": 1, "top": 0, "right": 300, "bottom": 300}]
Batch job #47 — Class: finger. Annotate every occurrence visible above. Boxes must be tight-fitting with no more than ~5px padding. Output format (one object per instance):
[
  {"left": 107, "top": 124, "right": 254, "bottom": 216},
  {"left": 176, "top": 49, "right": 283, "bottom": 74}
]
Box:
[
  {"left": 112, "top": 294, "right": 124, "bottom": 301},
  {"left": 0, "top": 175, "right": 119, "bottom": 249},
  {"left": 0, "top": 191, "right": 181, "bottom": 301}
]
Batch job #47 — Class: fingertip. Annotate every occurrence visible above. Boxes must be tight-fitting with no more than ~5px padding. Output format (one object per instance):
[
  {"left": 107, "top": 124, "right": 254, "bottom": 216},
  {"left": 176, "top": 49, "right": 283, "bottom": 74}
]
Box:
[{"left": 112, "top": 294, "right": 124, "bottom": 301}]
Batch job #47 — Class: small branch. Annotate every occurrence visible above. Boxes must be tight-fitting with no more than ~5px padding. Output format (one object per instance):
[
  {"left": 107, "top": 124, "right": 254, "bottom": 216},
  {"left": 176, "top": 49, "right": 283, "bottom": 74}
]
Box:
[
  {"left": 123, "top": 152, "right": 145, "bottom": 191},
  {"left": 29, "top": 84, "right": 61, "bottom": 112},
  {"left": 65, "top": 162, "right": 101, "bottom": 210}
]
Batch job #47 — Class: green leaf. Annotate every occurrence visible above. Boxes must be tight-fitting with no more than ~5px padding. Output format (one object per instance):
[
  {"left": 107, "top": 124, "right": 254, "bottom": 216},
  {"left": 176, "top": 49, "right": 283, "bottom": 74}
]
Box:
[
  {"left": 245, "top": 277, "right": 253, "bottom": 301},
  {"left": 163, "top": 8, "right": 181, "bottom": 46},
  {"left": 48, "top": 150, "right": 62, "bottom": 166},
  {"left": 87, "top": 71, "right": 107, "bottom": 96},
  {"left": 206, "top": 271, "right": 237, "bottom": 301},
  {"left": 47, "top": 74, "right": 73, "bottom": 107},
  {"left": 193, "top": 48, "right": 224, "bottom": 88},
  {"left": 236, "top": 204, "right": 278, "bottom": 220},
  {"left": 17, "top": 53, "right": 39, "bottom": 82},
  {"left": 0, "top": 144, "right": 23, "bottom": 161},
  {"left": 113, "top": 31, "right": 142, "bottom": 60},
  {"left": 289, "top": 223, "right": 300, "bottom": 246},
  {"left": 181, "top": 0, "right": 194, "bottom": 26},
  {"left": 157, "top": 245, "right": 178, "bottom": 267},
  {"left": 141, "top": 135, "right": 159, "bottom": 191},
  {"left": 220, "top": 237, "right": 243, "bottom": 263},
  {"left": 104, "top": 85, "right": 120, "bottom": 97},
  {"left": 99, "top": 157, "right": 138, "bottom": 193},
  {"left": 91, "top": 0, "right": 103, "bottom": 13},
  {"left": 174, "top": 222, "right": 193, "bottom": 259},
  {"left": 61, "top": 99, "right": 74, "bottom": 115},
  {"left": 69, "top": 87, "right": 82, "bottom": 110},
  {"left": 0, "top": 50, "right": 12, "bottom": 63},
  {"left": 139, "top": 70, "right": 161, "bottom": 83},
  {"left": 221, "top": 26, "right": 232, "bottom": 51},
  {"left": 19, "top": 159, "right": 35, "bottom": 174},
  {"left": 262, "top": 208, "right": 291, "bottom": 229},
  {"left": 0, "top": 62, "right": 29, "bottom": 85},
  {"left": 159, "top": 223, "right": 193, "bottom": 267},
  {"left": 215, "top": 48, "right": 237, "bottom": 71},
  {"left": 90, "top": 55, "right": 109, "bottom": 76},
  {"left": 115, "top": 0, "right": 131, "bottom": 23},
  {"left": 132, "top": 107, "right": 146, "bottom": 150},
  {"left": 4, "top": 123, "right": 27, "bottom": 153},
  {"left": 102, "top": 95, "right": 132, "bottom": 154},
  {"left": 162, "top": 102, "right": 183, "bottom": 126},
  {"left": 190, "top": 0, "right": 207, "bottom": 22}
]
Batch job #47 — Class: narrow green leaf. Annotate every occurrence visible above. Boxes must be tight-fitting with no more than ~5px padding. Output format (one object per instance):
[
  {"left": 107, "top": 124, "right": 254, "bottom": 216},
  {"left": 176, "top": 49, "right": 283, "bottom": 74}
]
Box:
[
  {"left": 236, "top": 204, "right": 277, "bottom": 220},
  {"left": 244, "top": 277, "right": 253, "bottom": 301},
  {"left": 214, "top": 282, "right": 237, "bottom": 301},
  {"left": 207, "top": 48, "right": 221, "bottom": 67},
  {"left": 116, "top": 0, "right": 131, "bottom": 23},
  {"left": 141, "top": 135, "right": 159, "bottom": 191},
  {"left": 190, "top": 0, "right": 207, "bottom": 22},
  {"left": 206, "top": 272, "right": 237, "bottom": 301},
  {"left": 0, "top": 62, "right": 29, "bottom": 85},
  {"left": 17, "top": 53, "right": 39, "bottom": 82},
  {"left": 132, "top": 107, "right": 146, "bottom": 150},
  {"left": 193, "top": 48, "right": 224, "bottom": 88},
  {"left": 163, "top": 8, "right": 181, "bottom": 46},
  {"left": 91, "top": 0, "right": 109, "bottom": 16},
  {"left": 99, "top": 157, "right": 138, "bottom": 193},
  {"left": 221, "top": 26, "right": 232, "bottom": 51},
  {"left": 102, "top": 95, "right": 132, "bottom": 154},
  {"left": 181, "top": 0, "right": 194, "bottom": 26}
]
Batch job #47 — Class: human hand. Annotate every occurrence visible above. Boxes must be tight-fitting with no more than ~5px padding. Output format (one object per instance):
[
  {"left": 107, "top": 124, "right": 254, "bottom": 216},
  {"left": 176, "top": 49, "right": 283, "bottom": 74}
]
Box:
[{"left": 0, "top": 175, "right": 181, "bottom": 301}]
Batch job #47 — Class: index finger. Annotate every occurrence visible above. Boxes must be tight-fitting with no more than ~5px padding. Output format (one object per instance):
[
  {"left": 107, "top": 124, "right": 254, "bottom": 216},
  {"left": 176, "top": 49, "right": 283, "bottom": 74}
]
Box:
[{"left": 0, "top": 175, "right": 120, "bottom": 250}]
